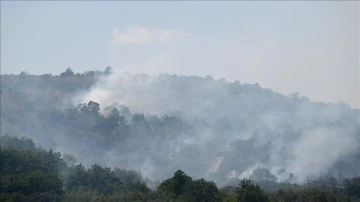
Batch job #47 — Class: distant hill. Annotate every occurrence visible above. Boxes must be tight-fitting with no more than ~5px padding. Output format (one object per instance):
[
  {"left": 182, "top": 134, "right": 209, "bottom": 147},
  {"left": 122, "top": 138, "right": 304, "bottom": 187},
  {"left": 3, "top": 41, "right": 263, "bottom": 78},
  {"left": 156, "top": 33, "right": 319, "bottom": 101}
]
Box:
[{"left": 1, "top": 68, "right": 359, "bottom": 186}]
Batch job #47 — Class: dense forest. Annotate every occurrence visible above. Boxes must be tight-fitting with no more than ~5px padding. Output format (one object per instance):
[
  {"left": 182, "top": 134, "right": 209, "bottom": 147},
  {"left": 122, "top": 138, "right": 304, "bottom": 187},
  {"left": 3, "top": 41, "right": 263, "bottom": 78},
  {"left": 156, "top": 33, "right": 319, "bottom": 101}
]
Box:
[
  {"left": 1, "top": 135, "right": 360, "bottom": 201},
  {"left": 1, "top": 68, "right": 360, "bottom": 201}
]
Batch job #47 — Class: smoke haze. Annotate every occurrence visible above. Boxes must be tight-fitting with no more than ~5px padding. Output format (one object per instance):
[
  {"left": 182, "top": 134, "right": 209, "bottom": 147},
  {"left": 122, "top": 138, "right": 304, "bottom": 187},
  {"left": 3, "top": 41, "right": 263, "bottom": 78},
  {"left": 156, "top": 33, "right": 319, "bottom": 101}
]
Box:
[{"left": 73, "top": 70, "right": 360, "bottom": 185}]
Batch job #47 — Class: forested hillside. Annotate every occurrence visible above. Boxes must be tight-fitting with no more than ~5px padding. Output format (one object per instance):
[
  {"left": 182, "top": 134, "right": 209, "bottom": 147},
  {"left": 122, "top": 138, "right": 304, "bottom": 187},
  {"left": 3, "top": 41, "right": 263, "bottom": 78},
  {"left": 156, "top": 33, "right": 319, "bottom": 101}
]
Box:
[
  {"left": 1, "top": 68, "right": 360, "bottom": 192},
  {"left": 1, "top": 135, "right": 360, "bottom": 201}
]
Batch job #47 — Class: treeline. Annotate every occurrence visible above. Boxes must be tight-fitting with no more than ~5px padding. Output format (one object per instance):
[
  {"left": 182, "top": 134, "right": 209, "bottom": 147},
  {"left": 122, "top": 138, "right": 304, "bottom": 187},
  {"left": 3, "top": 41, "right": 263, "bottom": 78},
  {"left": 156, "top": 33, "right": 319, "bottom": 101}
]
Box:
[
  {"left": 1, "top": 135, "right": 360, "bottom": 202},
  {"left": 2, "top": 69, "right": 203, "bottom": 180},
  {"left": 1, "top": 68, "right": 360, "bottom": 189},
  {"left": 0, "top": 135, "right": 148, "bottom": 201}
]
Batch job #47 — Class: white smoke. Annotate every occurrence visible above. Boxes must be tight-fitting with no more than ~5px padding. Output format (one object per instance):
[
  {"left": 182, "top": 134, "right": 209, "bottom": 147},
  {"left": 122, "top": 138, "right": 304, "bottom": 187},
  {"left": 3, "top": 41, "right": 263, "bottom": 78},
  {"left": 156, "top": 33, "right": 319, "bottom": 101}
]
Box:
[
  {"left": 74, "top": 70, "right": 360, "bottom": 184},
  {"left": 72, "top": 25, "right": 360, "bottom": 185}
]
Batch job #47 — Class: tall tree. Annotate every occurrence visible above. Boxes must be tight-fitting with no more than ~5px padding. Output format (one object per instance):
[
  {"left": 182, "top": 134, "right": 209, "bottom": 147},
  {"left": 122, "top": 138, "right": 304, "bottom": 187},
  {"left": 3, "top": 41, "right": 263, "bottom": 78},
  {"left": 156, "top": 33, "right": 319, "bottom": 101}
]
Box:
[{"left": 236, "top": 179, "right": 269, "bottom": 202}]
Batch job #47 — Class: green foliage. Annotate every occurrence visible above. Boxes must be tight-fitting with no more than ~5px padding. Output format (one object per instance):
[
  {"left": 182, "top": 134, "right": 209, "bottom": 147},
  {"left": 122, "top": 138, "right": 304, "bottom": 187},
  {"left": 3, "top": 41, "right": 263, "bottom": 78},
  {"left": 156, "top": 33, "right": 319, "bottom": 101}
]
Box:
[
  {"left": 0, "top": 134, "right": 37, "bottom": 151},
  {"left": 236, "top": 179, "right": 269, "bottom": 202},
  {"left": 192, "top": 178, "right": 222, "bottom": 202},
  {"left": 63, "top": 188, "right": 154, "bottom": 202},
  {"left": 87, "top": 164, "right": 123, "bottom": 195},
  {"left": 64, "top": 162, "right": 151, "bottom": 198},
  {"left": 272, "top": 188, "right": 348, "bottom": 202},
  {"left": 0, "top": 192, "right": 63, "bottom": 202},
  {"left": 343, "top": 177, "right": 360, "bottom": 199},
  {"left": 1, "top": 68, "right": 360, "bottom": 201},
  {"left": 0, "top": 135, "right": 153, "bottom": 201},
  {"left": 1, "top": 135, "right": 360, "bottom": 201},
  {"left": 158, "top": 170, "right": 221, "bottom": 201},
  {"left": 158, "top": 170, "right": 193, "bottom": 199},
  {"left": 65, "top": 164, "right": 148, "bottom": 195},
  {"left": 0, "top": 139, "right": 65, "bottom": 201}
]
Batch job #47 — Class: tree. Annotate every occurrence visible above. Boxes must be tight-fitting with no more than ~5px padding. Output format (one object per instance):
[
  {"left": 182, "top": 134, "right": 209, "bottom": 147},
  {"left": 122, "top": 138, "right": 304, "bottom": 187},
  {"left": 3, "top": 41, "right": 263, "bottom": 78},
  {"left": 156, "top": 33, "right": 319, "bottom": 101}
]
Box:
[
  {"left": 0, "top": 134, "right": 36, "bottom": 151},
  {"left": 343, "top": 177, "right": 360, "bottom": 198},
  {"left": 104, "top": 67, "right": 113, "bottom": 75},
  {"left": 250, "top": 167, "right": 277, "bottom": 182},
  {"left": 79, "top": 101, "right": 100, "bottom": 115},
  {"left": 158, "top": 170, "right": 193, "bottom": 199},
  {"left": 0, "top": 143, "right": 64, "bottom": 201},
  {"left": 86, "top": 164, "right": 123, "bottom": 195},
  {"left": 19, "top": 71, "right": 29, "bottom": 78},
  {"left": 236, "top": 179, "right": 269, "bottom": 202},
  {"left": 60, "top": 67, "right": 74, "bottom": 77},
  {"left": 105, "top": 108, "right": 126, "bottom": 129},
  {"left": 192, "top": 178, "right": 221, "bottom": 202},
  {"left": 64, "top": 164, "right": 87, "bottom": 191},
  {"left": 131, "top": 113, "right": 152, "bottom": 136},
  {"left": 157, "top": 170, "right": 221, "bottom": 201}
]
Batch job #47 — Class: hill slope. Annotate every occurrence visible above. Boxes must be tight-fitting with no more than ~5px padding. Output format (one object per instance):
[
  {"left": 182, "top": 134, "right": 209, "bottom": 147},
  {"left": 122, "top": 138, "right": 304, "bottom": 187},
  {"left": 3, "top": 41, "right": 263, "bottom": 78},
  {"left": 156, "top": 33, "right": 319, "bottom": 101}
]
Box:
[{"left": 1, "top": 69, "right": 359, "bottom": 185}]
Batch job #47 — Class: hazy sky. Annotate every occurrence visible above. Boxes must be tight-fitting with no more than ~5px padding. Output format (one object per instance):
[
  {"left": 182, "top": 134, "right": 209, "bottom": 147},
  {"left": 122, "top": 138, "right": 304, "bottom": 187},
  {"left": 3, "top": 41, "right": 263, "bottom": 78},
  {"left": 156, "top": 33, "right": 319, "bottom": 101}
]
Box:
[{"left": 1, "top": 1, "right": 359, "bottom": 108}]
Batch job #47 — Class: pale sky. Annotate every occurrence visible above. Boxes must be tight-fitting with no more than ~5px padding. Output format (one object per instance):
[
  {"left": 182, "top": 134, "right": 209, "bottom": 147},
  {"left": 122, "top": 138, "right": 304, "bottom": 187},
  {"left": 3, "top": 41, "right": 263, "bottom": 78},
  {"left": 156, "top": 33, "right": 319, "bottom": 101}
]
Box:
[{"left": 1, "top": 1, "right": 359, "bottom": 108}]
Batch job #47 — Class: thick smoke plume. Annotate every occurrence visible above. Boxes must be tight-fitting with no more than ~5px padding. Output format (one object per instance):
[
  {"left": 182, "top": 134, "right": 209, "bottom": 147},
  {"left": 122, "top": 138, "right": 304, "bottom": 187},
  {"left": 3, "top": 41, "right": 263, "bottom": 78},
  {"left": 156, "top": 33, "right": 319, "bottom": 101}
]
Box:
[{"left": 74, "top": 70, "right": 360, "bottom": 185}]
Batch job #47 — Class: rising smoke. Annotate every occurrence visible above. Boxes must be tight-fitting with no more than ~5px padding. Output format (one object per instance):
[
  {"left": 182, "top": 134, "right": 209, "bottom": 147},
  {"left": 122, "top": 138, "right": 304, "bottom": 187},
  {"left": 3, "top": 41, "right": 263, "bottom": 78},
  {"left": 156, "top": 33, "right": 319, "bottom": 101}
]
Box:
[
  {"left": 73, "top": 69, "right": 360, "bottom": 185},
  {"left": 2, "top": 23, "right": 358, "bottom": 186}
]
